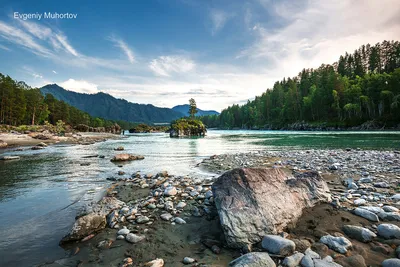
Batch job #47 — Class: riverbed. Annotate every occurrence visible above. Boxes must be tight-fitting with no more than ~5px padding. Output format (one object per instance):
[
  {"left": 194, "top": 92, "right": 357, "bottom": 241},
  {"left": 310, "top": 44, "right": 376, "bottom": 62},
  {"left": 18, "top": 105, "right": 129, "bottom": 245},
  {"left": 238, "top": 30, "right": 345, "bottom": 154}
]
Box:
[{"left": 0, "top": 130, "right": 399, "bottom": 266}]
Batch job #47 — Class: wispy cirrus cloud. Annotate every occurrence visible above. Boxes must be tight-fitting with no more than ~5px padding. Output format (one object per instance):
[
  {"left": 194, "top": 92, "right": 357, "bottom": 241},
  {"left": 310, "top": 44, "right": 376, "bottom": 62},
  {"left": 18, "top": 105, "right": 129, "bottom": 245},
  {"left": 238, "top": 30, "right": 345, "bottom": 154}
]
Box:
[
  {"left": 0, "top": 43, "right": 10, "bottom": 51},
  {"left": 149, "top": 55, "right": 195, "bottom": 77},
  {"left": 108, "top": 35, "right": 135, "bottom": 63},
  {"left": 210, "top": 9, "right": 232, "bottom": 35}
]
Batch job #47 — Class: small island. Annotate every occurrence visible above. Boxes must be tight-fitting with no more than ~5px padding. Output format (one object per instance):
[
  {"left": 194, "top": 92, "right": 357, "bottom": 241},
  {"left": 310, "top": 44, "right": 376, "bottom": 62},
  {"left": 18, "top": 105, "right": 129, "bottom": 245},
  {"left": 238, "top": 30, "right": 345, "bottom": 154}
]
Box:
[{"left": 169, "top": 98, "right": 207, "bottom": 137}]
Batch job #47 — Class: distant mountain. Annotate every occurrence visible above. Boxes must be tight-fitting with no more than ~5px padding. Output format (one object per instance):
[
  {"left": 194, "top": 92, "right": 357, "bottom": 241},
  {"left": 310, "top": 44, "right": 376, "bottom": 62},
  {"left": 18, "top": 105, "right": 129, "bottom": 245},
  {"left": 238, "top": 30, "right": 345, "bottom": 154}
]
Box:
[
  {"left": 40, "top": 84, "right": 183, "bottom": 124},
  {"left": 172, "top": 104, "right": 220, "bottom": 117}
]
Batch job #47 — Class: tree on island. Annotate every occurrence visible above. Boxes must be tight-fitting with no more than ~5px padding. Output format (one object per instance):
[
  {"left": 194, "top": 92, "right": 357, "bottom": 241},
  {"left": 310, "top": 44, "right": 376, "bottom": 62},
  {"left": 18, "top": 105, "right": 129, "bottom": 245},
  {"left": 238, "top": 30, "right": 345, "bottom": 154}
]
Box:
[{"left": 189, "top": 98, "right": 198, "bottom": 118}]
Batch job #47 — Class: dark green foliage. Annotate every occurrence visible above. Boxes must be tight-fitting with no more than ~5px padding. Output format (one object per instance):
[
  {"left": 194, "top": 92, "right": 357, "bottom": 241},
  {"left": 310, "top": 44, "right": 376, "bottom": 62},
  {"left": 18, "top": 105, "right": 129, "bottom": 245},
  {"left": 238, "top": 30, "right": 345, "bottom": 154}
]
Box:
[
  {"left": 0, "top": 73, "right": 137, "bottom": 129},
  {"left": 171, "top": 118, "right": 206, "bottom": 136},
  {"left": 189, "top": 98, "right": 198, "bottom": 118},
  {"left": 40, "top": 84, "right": 183, "bottom": 123},
  {"left": 129, "top": 123, "right": 169, "bottom": 133},
  {"left": 200, "top": 40, "right": 400, "bottom": 129}
]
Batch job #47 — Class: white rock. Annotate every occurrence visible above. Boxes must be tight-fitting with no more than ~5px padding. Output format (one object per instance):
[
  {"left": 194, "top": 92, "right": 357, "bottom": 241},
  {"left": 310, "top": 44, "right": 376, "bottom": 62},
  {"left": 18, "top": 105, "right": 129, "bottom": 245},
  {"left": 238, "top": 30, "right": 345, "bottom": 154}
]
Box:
[
  {"left": 176, "top": 202, "right": 187, "bottom": 209},
  {"left": 354, "top": 199, "right": 366, "bottom": 206},
  {"left": 183, "top": 257, "right": 195, "bottom": 264},
  {"left": 354, "top": 207, "right": 379, "bottom": 222},
  {"left": 117, "top": 228, "right": 130, "bottom": 235},
  {"left": 164, "top": 186, "right": 177, "bottom": 196},
  {"left": 282, "top": 252, "right": 304, "bottom": 267},
  {"left": 319, "top": 235, "right": 352, "bottom": 254},
  {"left": 174, "top": 217, "right": 186, "bottom": 224},
  {"left": 377, "top": 224, "right": 400, "bottom": 239},
  {"left": 126, "top": 233, "right": 145, "bottom": 243},
  {"left": 160, "top": 213, "right": 173, "bottom": 221}
]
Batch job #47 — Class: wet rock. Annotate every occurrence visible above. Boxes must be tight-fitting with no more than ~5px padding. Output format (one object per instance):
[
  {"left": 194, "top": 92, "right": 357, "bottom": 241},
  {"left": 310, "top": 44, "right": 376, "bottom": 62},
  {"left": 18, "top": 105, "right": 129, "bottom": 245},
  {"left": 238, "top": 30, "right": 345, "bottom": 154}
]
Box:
[
  {"left": 121, "top": 257, "right": 133, "bottom": 267},
  {"left": 164, "top": 186, "right": 177, "bottom": 196},
  {"left": 31, "top": 145, "right": 45, "bottom": 150},
  {"left": 144, "top": 258, "right": 164, "bottom": 267},
  {"left": 282, "top": 252, "right": 304, "bottom": 267},
  {"left": 111, "top": 154, "right": 144, "bottom": 162},
  {"left": 261, "top": 235, "right": 296, "bottom": 256},
  {"left": 192, "top": 207, "right": 202, "bottom": 217},
  {"left": 213, "top": 168, "right": 330, "bottom": 248},
  {"left": 160, "top": 213, "right": 173, "bottom": 221},
  {"left": 229, "top": 252, "right": 276, "bottom": 267},
  {"left": 60, "top": 213, "right": 106, "bottom": 243},
  {"left": 374, "top": 182, "right": 390, "bottom": 188},
  {"left": 183, "top": 257, "right": 195, "bottom": 264},
  {"left": 174, "top": 217, "right": 186, "bottom": 224},
  {"left": 382, "top": 258, "right": 400, "bottom": 267},
  {"left": 378, "top": 224, "right": 400, "bottom": 239},
  {"left": 354, "top": 207, "right": 379, "bottom": 222},
  {"left": 126, "top": 233, "right": 145, "bottom": 243},
  {"left": 164, "top": 201, "right": 174, "bottom": 211},
  {"left": 319, "top": 235, "right": 352, "bottom": 254},
  {"left": 97, "top": 239, "right": 112, "bottom": 249},
  {"left": 117, "top": 228, "right": 130, "bottom": 235},
  {"left": 136, "top": 216, "right": 150, "bottom": 224},
  {"left": 342, "top": 225, "right": 376, "bottom": 242},
  {"left": 176, "top": 202, "right": 186, "bottom": 209},
  {"left": 114, "top": 146, "right": 124, "bottom": 151}
]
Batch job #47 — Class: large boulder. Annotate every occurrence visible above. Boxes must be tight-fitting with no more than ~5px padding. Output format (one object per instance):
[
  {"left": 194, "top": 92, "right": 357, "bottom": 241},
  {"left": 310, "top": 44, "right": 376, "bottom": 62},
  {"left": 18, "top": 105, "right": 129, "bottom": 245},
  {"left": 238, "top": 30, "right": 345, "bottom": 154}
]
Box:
[
  {"left": 60, "top": 213, "right": 106, "bottom": 243},
  {"left": 61, "top": 197, "right": 124, "bottom": 244},
  {"left": 212, "top": 168, "right": 331, "bottom": 248},
  {"left": 229, "top": 252, "right": 276, "bottom": 267}
]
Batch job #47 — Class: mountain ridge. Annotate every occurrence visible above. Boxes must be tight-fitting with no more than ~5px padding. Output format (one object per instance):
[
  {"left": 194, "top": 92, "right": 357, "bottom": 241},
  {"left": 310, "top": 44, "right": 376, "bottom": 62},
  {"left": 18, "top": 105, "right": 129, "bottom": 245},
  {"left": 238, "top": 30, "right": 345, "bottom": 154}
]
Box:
[
  {"left": 40, "top": 84, "right": 183, "bottom": 124},
  {"left": 171, "top": 104, "right": 219, "bottom": 117}
]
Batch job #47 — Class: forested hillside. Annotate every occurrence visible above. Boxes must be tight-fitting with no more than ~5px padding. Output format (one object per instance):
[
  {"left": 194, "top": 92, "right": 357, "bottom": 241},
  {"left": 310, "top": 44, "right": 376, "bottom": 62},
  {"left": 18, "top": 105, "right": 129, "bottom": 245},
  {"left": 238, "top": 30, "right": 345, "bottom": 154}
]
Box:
[
  {"left": 41, "top": 84, "right": 183, "bottom": 124},
  {"left": 201, "top": 40, "right": 400, "bottom": 129},
  {"left": 172, "top": 104, "right": 219, "bottom": 117},
  {"left": 0, "top": 73, "right": 135, "bottom": 129}
]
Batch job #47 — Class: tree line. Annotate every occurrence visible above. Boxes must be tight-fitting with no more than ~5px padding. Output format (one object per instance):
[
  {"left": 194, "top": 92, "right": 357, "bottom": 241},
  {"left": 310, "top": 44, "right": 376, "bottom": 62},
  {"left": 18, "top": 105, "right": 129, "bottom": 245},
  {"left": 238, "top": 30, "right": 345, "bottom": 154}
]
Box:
[
  {"left": 0, "top": 73, "right": 136, "bottom": 129},
  {"left": 200, "top": 40, "right": 400, "bottom": 129}
]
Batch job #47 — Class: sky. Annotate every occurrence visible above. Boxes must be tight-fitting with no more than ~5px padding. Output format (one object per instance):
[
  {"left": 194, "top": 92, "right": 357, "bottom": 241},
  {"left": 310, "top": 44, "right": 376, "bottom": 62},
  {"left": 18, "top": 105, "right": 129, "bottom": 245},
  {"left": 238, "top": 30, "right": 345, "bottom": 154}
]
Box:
[{"left": 0, "top": 0, "right": 399, "bottom": 112}]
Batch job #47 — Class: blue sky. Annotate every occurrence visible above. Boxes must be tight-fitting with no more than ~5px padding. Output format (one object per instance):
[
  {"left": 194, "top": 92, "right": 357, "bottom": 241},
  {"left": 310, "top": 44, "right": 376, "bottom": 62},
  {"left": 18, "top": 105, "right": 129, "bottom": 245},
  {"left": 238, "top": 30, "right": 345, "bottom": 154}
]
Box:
[{"left": 0, "top": 0, "right": 399, "bottom": 111}]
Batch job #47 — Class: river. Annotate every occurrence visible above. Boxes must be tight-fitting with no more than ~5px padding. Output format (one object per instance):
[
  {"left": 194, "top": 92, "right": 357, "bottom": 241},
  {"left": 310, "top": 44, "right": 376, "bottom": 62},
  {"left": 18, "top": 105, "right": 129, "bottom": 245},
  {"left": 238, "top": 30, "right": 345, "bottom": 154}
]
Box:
[{"left": 0, "top": 130, "right": 399, "bottom": 266}]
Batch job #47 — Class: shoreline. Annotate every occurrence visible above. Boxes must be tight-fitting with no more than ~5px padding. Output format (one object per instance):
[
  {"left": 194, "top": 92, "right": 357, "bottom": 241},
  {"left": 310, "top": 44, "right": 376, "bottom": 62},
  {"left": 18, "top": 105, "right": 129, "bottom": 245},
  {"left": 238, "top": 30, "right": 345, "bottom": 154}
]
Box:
[
  {"left": 0, "top": 132, "right": 122, "bottom": 150},
  {"left": 39, "top": 148, "right": 400, "bottom": 266}
]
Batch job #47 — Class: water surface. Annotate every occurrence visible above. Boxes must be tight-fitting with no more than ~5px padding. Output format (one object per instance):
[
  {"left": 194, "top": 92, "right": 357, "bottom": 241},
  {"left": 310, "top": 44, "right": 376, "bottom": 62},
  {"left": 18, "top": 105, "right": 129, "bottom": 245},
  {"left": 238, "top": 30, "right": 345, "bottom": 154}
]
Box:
[{"left": 0, "top": 130, "right": 399, "bottom": 266}]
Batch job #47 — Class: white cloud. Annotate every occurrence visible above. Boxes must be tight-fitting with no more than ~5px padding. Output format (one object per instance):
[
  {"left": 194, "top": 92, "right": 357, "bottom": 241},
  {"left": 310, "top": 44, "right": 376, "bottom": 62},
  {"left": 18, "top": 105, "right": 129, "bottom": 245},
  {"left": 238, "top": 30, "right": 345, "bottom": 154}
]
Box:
[
  {"left": 149, "top": 56, "right": 195, "bottom": 77},
  {"left": 0, "top": 20, "right": 53, "bottom": 57},
  {"left": 0, "top": 44, "right": 10, "bottom": 51},
  {"left": 52, "top": 70, "right": 57, "bottom": 74},
  {"left": 55, "top": 33, "right": 78, "bottom": 56},
  {"left": 239, "top": 0, "right": 400, "bottom": 78},
  {"left": 210, "top": 9, "right": 231, "bottom": 35},
  {"left": 109, "top": 36, "right": 135, "bottom": 63},
  {"left": 60, "top": 79, "right": 98, "bottom": 94}
]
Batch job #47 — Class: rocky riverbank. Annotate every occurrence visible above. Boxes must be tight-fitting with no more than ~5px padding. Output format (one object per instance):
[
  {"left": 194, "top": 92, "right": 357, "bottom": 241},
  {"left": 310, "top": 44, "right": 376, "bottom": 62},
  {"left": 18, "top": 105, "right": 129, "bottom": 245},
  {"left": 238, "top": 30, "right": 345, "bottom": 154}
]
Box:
[
  {"left": 39, "top": 148, "right": 400, "bottom": 267},
  {"left": 0, "top": 131, "right": 121, "bottom": 149}
]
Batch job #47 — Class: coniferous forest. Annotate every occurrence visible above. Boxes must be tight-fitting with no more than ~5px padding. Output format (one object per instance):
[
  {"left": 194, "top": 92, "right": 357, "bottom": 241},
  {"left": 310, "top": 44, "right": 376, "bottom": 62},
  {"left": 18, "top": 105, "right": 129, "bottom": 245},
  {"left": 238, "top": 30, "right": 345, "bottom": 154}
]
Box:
[
  {"left": 200, "top": 41, "right": 400, "bottom": 129},
  {"left": 0, "top": 73, "right": 135, "bottom": 129}
]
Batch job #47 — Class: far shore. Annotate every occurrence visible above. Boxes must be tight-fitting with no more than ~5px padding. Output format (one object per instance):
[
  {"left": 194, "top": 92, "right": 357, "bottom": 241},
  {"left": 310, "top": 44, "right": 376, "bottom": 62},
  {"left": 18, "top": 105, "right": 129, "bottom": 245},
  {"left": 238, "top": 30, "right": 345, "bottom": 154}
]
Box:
[{"left": 0, "top": 131, "right": 122, "bottom": 149}]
